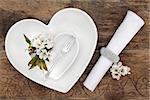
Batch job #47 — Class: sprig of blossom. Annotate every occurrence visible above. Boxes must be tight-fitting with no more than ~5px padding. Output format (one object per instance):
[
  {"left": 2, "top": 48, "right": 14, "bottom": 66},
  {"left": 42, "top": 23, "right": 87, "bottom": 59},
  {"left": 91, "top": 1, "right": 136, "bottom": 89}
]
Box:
[
  {"left": 24, "top": 34, "right": 54, "bottom": 71},
  {"left": 110, "top": 62, "right": 131, "bottom": 80}
]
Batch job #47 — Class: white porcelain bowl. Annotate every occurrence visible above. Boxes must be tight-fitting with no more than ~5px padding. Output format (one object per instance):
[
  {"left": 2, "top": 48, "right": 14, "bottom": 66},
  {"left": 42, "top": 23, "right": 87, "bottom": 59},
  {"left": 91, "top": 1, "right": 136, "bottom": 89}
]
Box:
[
  {"left": 5, "top": 8, "right": 98, "bottom": 93},
  {"left": 47, "top": 32, "right": 79, "bottom": 80}
]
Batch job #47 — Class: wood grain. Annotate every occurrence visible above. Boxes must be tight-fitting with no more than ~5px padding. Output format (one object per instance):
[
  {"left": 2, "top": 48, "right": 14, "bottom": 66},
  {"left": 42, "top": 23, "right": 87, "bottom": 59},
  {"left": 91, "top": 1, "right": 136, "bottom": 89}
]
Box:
[{"left": 0, "top": 0, "right": 149, "bottom": 100}]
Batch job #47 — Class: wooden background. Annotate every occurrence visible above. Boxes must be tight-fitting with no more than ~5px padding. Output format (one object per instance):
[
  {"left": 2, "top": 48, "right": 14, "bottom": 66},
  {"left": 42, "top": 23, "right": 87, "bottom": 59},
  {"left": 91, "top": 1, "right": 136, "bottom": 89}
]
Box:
[{"left": 0, "top": 0, "right": 149, "bottom": 100}]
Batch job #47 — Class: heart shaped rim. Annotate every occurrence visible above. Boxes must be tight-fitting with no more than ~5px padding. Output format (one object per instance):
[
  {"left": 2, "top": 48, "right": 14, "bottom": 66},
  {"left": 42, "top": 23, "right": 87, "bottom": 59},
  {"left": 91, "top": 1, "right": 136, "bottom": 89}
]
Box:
[{"left": 5, "top": 8, "right": 98, "bottom": 93}]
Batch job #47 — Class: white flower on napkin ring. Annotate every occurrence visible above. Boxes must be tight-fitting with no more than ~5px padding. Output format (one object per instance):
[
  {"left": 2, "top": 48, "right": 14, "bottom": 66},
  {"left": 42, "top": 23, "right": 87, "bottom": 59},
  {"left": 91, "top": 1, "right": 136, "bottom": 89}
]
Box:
[{"left": 24, "top": 34, "right": 54, "bottom": 71}]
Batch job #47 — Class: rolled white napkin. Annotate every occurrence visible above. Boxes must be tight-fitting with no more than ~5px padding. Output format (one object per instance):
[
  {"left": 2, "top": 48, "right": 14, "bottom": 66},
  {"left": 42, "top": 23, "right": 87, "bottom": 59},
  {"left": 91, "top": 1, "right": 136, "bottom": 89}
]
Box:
[{"left": 83, "top": 10, "right": 144, "bottom": 91}]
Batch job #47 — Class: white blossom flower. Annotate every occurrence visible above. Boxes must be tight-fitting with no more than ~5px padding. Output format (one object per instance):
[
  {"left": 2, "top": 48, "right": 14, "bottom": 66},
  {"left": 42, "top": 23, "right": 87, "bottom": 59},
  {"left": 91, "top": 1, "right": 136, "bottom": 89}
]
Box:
[
  {"left": 41, "top": 35, "right": 54, "bottom": 49},
  {"left": 111, "top": 72, "right": 121, "bottom": 80},
  {"left": 45, "top": 40, "right": 54, "bottom": 49},
  {"left": 31, "top": 37, "right": 45, "bottom": 48},
  {"left": 124, "top": 66, "right": 131, "bottom": 74},
  {"left": 30, "top": 34, "right": 54, "bottom": 61},
  {"left": 34, "top": 34, "right": 54, "bottom": 49},
  {"left": 35, "top": 48, "right": 42, "bottom": 55},
  {"left": 110, "top": 61, "right": 131, "bottom": 80},
  {"left": 110, "top": 65, "right": 120, "bottom": 73},
  {"left": 25, "top": 33, "right": 55, "bottom": 71},
  {"left": 39, "top": 36, "right": 46, "bottom": 45},
  {"left": 39, "top": 49, "right": 48, "bottom": 60},
  {"left": 110, "top": 62, "right": 121, "bottom": 73},
  {"left": 119, "top": 66, "right": 131, "bottom": 76}
]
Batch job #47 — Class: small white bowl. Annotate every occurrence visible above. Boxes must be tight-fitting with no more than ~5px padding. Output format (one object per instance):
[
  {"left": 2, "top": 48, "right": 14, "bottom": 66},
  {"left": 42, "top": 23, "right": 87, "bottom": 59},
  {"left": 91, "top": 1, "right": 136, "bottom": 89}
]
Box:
[{"left": 47, "top": 32, "right": 79, "bottom": 80}]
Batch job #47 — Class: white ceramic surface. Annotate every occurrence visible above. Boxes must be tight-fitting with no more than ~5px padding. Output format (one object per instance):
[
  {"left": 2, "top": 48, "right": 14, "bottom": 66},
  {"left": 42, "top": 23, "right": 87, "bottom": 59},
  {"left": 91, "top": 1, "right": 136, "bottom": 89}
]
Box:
[
  {"left": 47, "top": 32, "right": 79, "bottom": 80},
  {"left": 5, "top": 8, "right": 98, "bottom": 93}
]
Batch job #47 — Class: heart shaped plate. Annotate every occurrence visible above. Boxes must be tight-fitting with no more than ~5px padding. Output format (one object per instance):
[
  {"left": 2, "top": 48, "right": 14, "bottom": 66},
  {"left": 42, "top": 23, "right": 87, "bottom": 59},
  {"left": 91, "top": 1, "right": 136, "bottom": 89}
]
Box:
[{"left": 5, "top": 8, "right": 98, "bottom": 93}]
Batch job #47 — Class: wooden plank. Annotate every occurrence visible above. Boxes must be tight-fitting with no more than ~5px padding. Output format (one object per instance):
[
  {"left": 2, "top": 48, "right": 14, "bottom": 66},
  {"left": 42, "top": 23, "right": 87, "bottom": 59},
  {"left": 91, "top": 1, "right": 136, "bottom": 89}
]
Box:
[{"left": 0, "top": 0, "right": 149, "bottom": 100}]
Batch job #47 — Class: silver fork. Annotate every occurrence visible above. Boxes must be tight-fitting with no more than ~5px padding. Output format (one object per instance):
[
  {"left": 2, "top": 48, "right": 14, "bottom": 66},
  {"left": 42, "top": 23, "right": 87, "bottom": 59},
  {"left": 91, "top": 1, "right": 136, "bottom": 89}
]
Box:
[{"left": 45, "top": 35, "right": 76, "bottom": 79}]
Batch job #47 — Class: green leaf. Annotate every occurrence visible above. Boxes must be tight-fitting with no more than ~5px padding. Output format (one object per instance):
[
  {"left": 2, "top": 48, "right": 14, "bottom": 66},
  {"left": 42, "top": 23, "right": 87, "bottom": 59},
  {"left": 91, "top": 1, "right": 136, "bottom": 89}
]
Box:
[
  {"left": 28, "top": 56, "right": 38, "bottom": 69},
  {"left": 38, "top": 60, "right": 47, "bottom": 71},
  {"left": 35, "top": 59, "right": 43, "bottom": 70},
  {"left": 41, "top": 60, "right": 47, "bottom": 71},
  {"left": 24, "top": 34, "right": 31, "bottom": 45},
  {"left": 38, "top": 60, "right": 43, "bottom": 70},
  {"left": 29, "top": 63, "right": 36, "bottom": 69},
  {"left": 28, "top": 55, "right": 48, "bottom": 71}
]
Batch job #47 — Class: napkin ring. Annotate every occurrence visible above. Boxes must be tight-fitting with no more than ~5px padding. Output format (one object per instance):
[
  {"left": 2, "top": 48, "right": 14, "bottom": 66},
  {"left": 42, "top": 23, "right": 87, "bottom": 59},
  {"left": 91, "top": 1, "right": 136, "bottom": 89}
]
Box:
[{"left": 100, "top": 47, "right": 120, "bottom": 63}]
